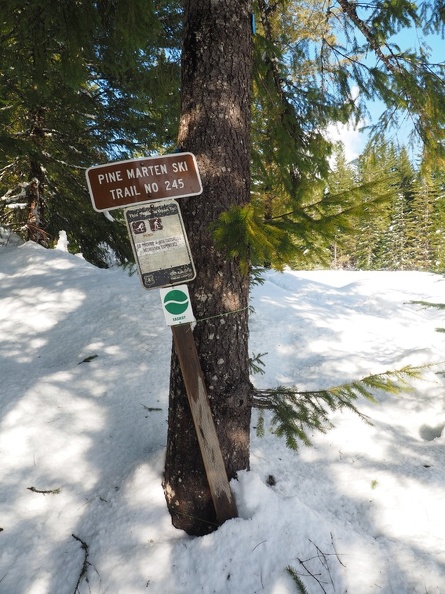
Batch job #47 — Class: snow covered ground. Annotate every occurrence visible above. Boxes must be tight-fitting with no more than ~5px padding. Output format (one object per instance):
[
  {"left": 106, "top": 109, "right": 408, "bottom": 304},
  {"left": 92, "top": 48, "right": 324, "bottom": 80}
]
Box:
[{"left": 1, "top": 241, "right": 445, "bottom": 593}]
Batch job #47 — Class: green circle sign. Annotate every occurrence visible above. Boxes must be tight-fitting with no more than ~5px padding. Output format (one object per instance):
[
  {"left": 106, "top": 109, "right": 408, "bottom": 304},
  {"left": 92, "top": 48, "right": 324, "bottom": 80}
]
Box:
[{"left": 163, "top": 289, "right": 189, "bottom": 315}]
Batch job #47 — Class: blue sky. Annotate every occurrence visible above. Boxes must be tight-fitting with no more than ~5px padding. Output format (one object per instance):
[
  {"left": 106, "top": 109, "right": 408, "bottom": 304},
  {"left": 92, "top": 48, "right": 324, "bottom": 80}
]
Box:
[{"left": 330, "top": 25, "right": 444, "bottom": 162}]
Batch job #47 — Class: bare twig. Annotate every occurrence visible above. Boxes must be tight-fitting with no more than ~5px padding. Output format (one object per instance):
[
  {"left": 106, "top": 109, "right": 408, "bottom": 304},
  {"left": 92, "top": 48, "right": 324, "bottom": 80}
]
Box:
[
  {"left": 27, "top": 486, "right": 61, "bottom": 495},
  {"left": 330, "top": 532, "right": 346, "bottom": 567},
  {"left": 309, "top": 539, "right": 335, "bottom": 589},
  {"left": 287, "top": 537, "right": 348, "bottom": 593},
  {"left": 252, "top": 539, "right": 268, "bottom": 552},
  {"left": 141, "top": 404, "right": 162, "bottom": 412},
  {"left": 297, "top": 554, "right": 328, "bottom": 594},
  {"left": 72, "top": 534, "right": 90, "bottom": 594}
]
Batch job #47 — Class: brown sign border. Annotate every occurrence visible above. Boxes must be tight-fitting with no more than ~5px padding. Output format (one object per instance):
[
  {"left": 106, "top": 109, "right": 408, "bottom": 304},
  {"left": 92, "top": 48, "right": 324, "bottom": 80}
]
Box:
[{"left": 86, "top": 152, "right": 202, "bottom": 211}]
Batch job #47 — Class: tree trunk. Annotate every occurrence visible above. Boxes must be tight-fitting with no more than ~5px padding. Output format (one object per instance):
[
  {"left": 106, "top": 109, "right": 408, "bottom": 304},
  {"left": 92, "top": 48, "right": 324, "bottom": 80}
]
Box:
[
  {"left": 26, "top": 161, "right": 47, "bottom": 245},
  {"left": 162, "top": 0, "right": 253, "bottom": 535},
  {"left": 26, "top": 109, "right": 48, "bottom": 245}
]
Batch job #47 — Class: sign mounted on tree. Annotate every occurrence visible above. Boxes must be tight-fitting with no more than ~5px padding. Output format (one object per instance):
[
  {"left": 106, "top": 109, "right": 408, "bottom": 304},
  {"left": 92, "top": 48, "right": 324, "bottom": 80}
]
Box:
[
  {"left": 86, "top": 152, "right": 202, "bottom": 211},
  {"left": 160, "top": 285, "right": 195, "bottom": 326},
  {"left": 124, "top": 200, "right": 196, "bottom": 290}
]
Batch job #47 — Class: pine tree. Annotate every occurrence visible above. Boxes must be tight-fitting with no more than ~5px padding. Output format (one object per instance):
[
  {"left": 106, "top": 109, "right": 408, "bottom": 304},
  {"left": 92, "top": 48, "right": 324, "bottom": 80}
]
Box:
[
  {"left": 162, "top": 0, "right": 253, "bottom": 536},
  {"left": 340, "top": 143, "right": 445, "bottom": 273},
  {"left": 327, "top": 144, "right": 358, "bottom": 269},
  {"left": 415, "top": 159, "right": 445, "bottom": 272},
  {"left": 372, "top": 146, "right": 416, "bottom": 270},
  {"left": 406, "top": 179, "right": 435, "bottom": 271},
  {"left": 351, "top": 142, "right": 393, "bottom": 269},
  {"left": 320, "top": 140, "right": 399, "bottom": 270}
]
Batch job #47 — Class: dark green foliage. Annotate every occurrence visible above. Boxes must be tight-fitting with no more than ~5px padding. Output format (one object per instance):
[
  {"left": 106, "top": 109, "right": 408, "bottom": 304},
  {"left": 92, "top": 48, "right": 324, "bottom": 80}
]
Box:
[
  {"left": 78, "top": 355, "right": 98, "bottom": 364},
  {"left": 213, "top": 204, "right": 299, "bottom": 271},
  {"left": 0, "top": 0, "right": 181, "bottom": 266},
  {"left": 253, "top": 365, "right": 426, "bottom": 450}
]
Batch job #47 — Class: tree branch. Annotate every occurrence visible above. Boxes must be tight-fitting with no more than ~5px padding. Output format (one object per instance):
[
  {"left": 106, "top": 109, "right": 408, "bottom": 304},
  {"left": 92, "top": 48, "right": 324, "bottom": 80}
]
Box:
[{"left": 337, "top": 0, "right": 404, "bottom": 75}]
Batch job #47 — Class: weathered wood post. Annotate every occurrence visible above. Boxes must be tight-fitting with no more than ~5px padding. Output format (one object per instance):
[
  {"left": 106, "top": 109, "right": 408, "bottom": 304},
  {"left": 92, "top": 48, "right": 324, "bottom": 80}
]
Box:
[{"left": 171, "top": 322, "right": 238, "bottom": 524}]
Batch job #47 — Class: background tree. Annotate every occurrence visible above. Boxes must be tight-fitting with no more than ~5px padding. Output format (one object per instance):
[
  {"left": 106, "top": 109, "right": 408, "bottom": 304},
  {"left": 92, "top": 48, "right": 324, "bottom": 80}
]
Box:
[
  {"left": 326, "top": 144, "right": 358, "bottom": 269},
  {"left": 351, "top": 141, "right": 396, "bottom": 269},
  {"left": 324, "top": 141, "right": 445, "bottom": 272},
  {"left": 430, "top": 173, "right": 445, "bottom": 273},
  {"left": 411, "top": 160, "right": 445, "bottom": 272},
  {"left": 371, "top": 146, "right": 415, "bottom": 269}
]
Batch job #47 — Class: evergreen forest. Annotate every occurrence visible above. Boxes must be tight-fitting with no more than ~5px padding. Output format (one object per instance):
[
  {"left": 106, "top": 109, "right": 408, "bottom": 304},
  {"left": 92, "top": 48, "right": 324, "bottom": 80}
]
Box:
[
  {"left": 1, "top": 0, "right": 445, "bottom": 274},
  {"left": 318, "top": 141, "right": 445, "bottom": 272}
]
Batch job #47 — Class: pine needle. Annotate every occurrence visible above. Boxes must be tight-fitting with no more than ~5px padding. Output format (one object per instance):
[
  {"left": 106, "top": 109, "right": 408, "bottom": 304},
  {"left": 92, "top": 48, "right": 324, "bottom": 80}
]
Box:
[{"left": 285, "top": 566, "right": 309, "bottom": 594}]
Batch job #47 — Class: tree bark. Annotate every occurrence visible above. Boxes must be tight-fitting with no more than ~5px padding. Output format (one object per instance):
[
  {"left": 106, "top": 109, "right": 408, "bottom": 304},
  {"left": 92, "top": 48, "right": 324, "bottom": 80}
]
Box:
[
  {"left": 26, "top": 109, "right": 48, "bottom": 245},
  {"left": 163, "top": 0, "right": 253, "bottom": 535}
]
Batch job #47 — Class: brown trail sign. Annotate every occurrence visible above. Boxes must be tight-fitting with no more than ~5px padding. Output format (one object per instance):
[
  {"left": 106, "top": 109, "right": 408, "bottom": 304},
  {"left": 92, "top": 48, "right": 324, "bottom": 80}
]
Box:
[{"left": 86, "top": 152, "right": 202, "bottom": 212}]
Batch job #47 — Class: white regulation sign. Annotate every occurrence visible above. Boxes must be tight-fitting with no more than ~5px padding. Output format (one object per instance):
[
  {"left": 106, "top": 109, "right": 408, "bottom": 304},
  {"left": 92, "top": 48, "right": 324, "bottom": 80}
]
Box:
[{"left": 125, "top": 200, "right": 196, "bottom": 290}]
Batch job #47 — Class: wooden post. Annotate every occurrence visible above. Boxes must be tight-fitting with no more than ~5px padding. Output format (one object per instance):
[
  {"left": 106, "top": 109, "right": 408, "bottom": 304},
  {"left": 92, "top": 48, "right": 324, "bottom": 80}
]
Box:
[{"left": 171, "top": 323, "right": 238, "bottom": 525}]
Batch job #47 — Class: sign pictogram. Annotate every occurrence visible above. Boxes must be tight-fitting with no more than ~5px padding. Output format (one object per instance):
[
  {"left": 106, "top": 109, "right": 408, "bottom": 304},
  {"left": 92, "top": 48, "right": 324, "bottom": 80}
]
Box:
[
  {"left": 132, "top": 220, "right": 146, "bottom": 234},
  {"left": 125, "top": 200, "right": 195, "bottom": 290},
  {"left": 86, "top": 152, "right": 202, "bottom": 211}
]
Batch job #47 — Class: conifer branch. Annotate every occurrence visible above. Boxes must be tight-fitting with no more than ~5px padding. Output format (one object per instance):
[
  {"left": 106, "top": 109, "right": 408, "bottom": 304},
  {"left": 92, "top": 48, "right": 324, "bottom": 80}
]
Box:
[
  {"left": 253, "top": 365, "right": 428, "bottom": 449},
  {"left": 410, "top": 300, "right": 445, "bottom": 311},
  {"left": 337, "top": 0, "right": 405, "bottom": 76}
]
